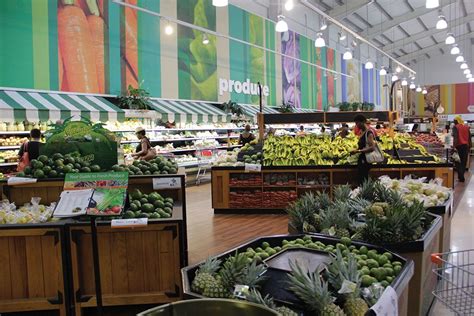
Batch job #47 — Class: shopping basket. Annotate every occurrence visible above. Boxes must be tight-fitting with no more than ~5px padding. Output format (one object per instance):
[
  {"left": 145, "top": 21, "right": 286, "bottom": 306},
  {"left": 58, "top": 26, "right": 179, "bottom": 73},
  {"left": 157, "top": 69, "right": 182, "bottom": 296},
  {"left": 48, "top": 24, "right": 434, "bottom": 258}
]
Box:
[{"left": 431, "top": 250, "right": 474, "bottom": 315}]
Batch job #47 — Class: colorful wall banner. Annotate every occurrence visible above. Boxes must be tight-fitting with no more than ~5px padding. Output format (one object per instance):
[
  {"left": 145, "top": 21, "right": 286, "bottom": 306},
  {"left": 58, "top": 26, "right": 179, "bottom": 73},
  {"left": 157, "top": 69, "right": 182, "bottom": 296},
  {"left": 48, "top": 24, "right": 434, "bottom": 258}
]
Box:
[
  {"left": 0, "top": 0, "right": 388, "bottom": 110},
  {"left": 410, "top": 83, "right": 474, "bottom": 115}
]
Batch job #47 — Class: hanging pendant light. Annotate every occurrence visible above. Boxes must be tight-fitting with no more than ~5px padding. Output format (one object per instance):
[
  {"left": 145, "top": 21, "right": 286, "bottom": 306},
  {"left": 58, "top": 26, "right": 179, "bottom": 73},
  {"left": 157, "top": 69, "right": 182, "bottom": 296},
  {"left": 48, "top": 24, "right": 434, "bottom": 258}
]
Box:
[
  {"left": 422, "top": 88, "right": 428, "bottom": 94},
  {"left": 391, "top": 74, "right": 399, "bottom": 81},
  {"left": 460, "top": 63, "right": 468, "bottom": 69},
  {"left": 338, "top": 31, "right": 346, "bottom": 41},
  {"left": 365, "top": 61, "right": 374, "bottom": 69},
  {"left": 426, "top": 0, "right": 439, "bottom": 9},
  {"left": 436, "top": 15, "right": 447, "bottom": 30},
  {"left": 379, "top": 67, "right": 387, "bottom": 76},
  {"left": 320, "top": 18, "right": 328, "bottom": 31},
  {"left": 416, "top": 86, "right": 422, "bottom": 92},
  {"left": 212, "top": 0, "right": 228, "bottom": 7},
  {"left": 466, "top": 74, "right": 473, "bottom": 79},
  {"left": 469, "top": 78, "right": 474, "bottom": 83},
  {"left": 164, "top": 22, "right": 173, "bottom": 35},
  {"left": 343, "top": 49, "right": 353, "bottom": 60},
  {"left": 202, "top": 34, "right": 210, "bottom": 45},
  {"left": 450, "top": 44, "right": 460, "bottom": 55},
  {"left": 445, "top": 33, "right": 455, "bottom": 45},
  {"left": 401, "top": 78, "right": 408, "bottom": 86},
  {"left": 464, "top": 69, "right": 471, "bottom": 75},
  {"left": 396, "top": 65, "right": 402, "bottom": 73},
  {"left": 456, "top": 55, "right": 465, "bottom": 62},
  {"left": 409, "top": 82, "right": 416, "bottom": 89},
  {"left": 275, "top": 15, "right": 288, "bottom": 32},
  {"left": 315, "top": 33, "right": 325, "bottom": 48},
  {"left": 284, "top": 0, "right": 294, "bottom": 11}
]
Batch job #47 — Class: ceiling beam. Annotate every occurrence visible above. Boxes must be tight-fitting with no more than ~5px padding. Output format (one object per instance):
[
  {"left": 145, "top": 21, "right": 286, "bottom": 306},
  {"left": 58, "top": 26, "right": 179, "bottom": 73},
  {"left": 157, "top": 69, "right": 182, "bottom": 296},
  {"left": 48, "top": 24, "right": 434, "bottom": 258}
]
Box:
[
  {"left": 373, "top": 1, "right": 392, "bottom": 20},
  {"left": 352, "top": 12, "right": 372, "bottom": 28},
  {"left": 342, "top": 17, "right": 364, "bottom": 32},
  {"left": 399, "top": 34, "right": 474, "bottom": 62},
  {"left": 404, "top": 0, "right": 415, "bottom": 12},
  {"left": 365, "top": 0, "right": 457, "bottom": 39},
  {"left": 384, "top": 13, "right": 474, "bottom": 53},
  {"left": 328, "top": 0, "right": 372, "bottom": 19}
]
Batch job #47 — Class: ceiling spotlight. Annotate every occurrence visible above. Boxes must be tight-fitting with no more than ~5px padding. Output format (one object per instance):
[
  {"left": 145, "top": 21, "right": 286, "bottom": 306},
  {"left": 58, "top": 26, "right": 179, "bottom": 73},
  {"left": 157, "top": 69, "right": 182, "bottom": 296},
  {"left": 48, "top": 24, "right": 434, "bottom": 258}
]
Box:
[
  {"left": 422, "top": 88, "right": 428, "bottom": 94},
  {"left": 320, "top": 18, "right": 328, "bottom": 31},
  {"left": 343, "top": 49, "right": 353, "bottom": 60},
  {"left": 456, "top": 55, "right": 465, "bottom": 62},
  {"left": 436, "top": 15, "right": 447, "bottom": 30},
  {"left": 379, "top": 67, "right": 387, "bottom": 76},
  {"left": 396, "top": 65, "right": 402, "bottom": 73},
  {"left": 164, "top": 22, "right": 173, "bottom": 35},
  {"left": 466, "top": 74, "right": 473, "bottom": 79},
  {"left": 391, "top": 74, "right": 399, "bottom": 81},
  {"left": 445, "top": 33, "right": 455, "bottom": 45},
  {"left": 212, "top": 0, "right": 228, "bottom": 7},
  {"left": 416, "top": 86, "right": 422, "bottom": 92},
  {"left": 411, "top": 76, "right": 416, "bottom": 81},
  {"left": 401, "top": 79, "right": 408, "bottom": 86},
  {"left": 284, "top": 0, "right": 294, "bottom": 11},
  {"left": 275, "top": 15, "right": 289, "bottom": 33},
  {"left": 460, "top": 63, "right": 468, "bottom": 69},
  {"left": 202, "top": 33, "right": 209, "bottom": 45},
  {"left": 450, "top": 44, "right": 460, "bottom": 55},
  {"left": 426, "top": 0, "right": 439, "bottom": 9},
  {"left": 464, "top": 69, "right": 471, "bottom": 75},
  {"left": 469, "top": 78, "right": 474, "bottom": 83},
  {"left": 351, "top": 39, "right": 358, "bottom": 48},
  {"left": 409, "top": 82, "right": 416, "bottom": 89},
  {"left": 315, "top": 33, "right": 326, "bottom": 48},
  {"left": 365, "top": 61, "right": 374, "bottom": 69},
  {"left": 338, "top": 31, "right": 346, "bottom": 41}
]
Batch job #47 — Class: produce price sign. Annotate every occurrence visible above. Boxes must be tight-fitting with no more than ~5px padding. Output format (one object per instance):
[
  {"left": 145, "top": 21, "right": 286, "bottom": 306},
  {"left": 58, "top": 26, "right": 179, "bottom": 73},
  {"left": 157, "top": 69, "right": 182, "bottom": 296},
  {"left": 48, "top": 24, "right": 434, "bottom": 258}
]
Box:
[
  {"left": 244, "top": 163, "right": 261, "bottom": 172},
  {"left": 54, "top": 172, "right": 128, "bottom": 218},
  {"left": 370, "top": 286, "right": 398, "bottom": 316},
  {"left": 152, "top": 177, "right": 181, "bottom": 189}
]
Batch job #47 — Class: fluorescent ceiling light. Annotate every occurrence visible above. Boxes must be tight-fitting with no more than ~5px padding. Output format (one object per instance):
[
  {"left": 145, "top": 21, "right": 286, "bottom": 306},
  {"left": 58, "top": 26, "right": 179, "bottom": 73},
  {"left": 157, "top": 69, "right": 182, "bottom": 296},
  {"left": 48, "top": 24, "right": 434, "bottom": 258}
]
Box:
[
  {"left": 315, "top": 33, "right": 325, "bottom": 47},
  {"left": 445, "top": 33, "right": 455, "bottom": 45},
  {"left": 365, "top": 61, "right": 374, "bottom": 69},
  {"left": 436, "top": 15, "right": 447, "bottom": 30},
  {"left": 212, "top": 0, "right": 228, "bottom": 7},
  {"left": 456, "top": 55, "right": 465, "bottom": 62},
  {"left": 391, "top": 74, "right": 399, "bottom": 81},
  {"left": 379, "top": 67, "right": 387, "bottom": 76},
  {"left": 284, "top": 0, "right": 294, "bottom": 11},
  {"left": 416, "top": 86, "right": 422, "bottom": 92},
  {"left": 450, "top": 45, "right": 460, "bottom": 55},
  {"left": 409, "top": 82, "right": 416, "bottom": 89},
  {"left": 275, "top": 15, "right": 288, "bottom": 33},
  {"left": 343, "top": 49, "right": 353, "bottom": 60},
  {"left": 426, "top": 0, "right": 439, "bottom": 9}
]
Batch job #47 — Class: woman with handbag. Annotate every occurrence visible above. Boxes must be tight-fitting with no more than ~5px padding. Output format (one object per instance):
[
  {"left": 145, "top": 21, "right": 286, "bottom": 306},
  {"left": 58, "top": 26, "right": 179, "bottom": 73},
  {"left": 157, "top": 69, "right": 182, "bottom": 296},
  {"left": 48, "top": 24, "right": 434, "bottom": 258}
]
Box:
[
  {"left": 132, "top": 127, "right": 157, "bottom": 161},
  {"left": 17, "top": 128, "right": 42, "bottom": 171},
  {"left": 350, "top": 115, "right": 378, "bottom": 184}
]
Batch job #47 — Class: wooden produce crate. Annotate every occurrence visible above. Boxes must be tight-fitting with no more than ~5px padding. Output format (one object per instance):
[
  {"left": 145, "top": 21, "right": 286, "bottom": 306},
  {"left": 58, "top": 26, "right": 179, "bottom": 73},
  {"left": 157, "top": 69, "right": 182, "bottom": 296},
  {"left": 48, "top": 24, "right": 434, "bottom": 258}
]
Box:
[
  {"left": 69, "top": 221, "right": 184, "bottom": 316},
  {"left": 0, "top": 223, "right": 68, "bottom": 316},
  {"left": 427, "top": 195, "right": 453, "bottom": 254}
]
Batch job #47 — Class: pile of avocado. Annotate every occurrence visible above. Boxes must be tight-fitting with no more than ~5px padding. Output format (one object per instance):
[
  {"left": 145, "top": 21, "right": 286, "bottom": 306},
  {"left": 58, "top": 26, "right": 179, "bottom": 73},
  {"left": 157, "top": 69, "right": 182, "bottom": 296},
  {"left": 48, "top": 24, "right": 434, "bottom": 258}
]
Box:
[
  {"left": 123, "top": 189, "right": 174, "bottom": 219},
  {"left": 111, "top": 157, "right": 178, "bottom": 175}
]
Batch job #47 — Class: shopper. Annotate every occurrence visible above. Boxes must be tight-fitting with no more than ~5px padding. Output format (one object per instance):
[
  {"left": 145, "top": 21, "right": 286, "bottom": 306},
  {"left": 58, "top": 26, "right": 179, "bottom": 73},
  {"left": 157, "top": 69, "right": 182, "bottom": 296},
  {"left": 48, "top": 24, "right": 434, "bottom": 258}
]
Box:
[
  {"left": 296, "top": 125, "right": 306, "bottom": 136},
  {"left": 239, "top": 124, "right": 255, "bottom": 145},
  {"left": 337, "top": 124, "right": 349, "bottom": 138},
  {"left": 17, "top": 128, "right": 42, "bottom": 171},
  {"left": 452, "top": 116, "right": 471, "bottom": 182},
  {"left": 132, "top": 127, "right": 157, "bottom": 161},
  {"left": 412, "top": 123, "right": 419, "bottom": 133},
  {"left": 351, "top": 114, "right": 376, "bottom": 185}
]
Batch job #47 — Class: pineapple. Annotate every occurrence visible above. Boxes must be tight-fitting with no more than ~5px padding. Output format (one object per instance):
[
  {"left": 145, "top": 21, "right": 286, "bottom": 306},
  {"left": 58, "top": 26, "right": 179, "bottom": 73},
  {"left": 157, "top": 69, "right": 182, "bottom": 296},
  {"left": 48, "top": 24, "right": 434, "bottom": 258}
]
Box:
[
  {"left": 217, "top": 252, "right": 249, "bottom": 296},
  {"left": 333, "top": 185, "right": 352, "bottom": 202},
  {"left": 246, "top": 289, "right": 298, "bottom": 316},
  {"left": 334, "top": 228, "right": 351, "bottom": 238},
  {"left": 326, "top": 250, "right": 369, "bottom": 316},
  {"left": 287, "top": 260, "right": 345, "bottom": 315},
  {"left": 365, "top": 204, "right": 384, "bottom": 218},
  {"left": 320, "top": 201, "right": 352, "bottom": 236},
  {"left": 237, "top": 261, "right": 267, "bottom": 288},
  {"left": 192, "top": 257, "right": 221, "bottom": 294},
  {"left": 202, "top": 276, "right": 230, "bottom": 298}
]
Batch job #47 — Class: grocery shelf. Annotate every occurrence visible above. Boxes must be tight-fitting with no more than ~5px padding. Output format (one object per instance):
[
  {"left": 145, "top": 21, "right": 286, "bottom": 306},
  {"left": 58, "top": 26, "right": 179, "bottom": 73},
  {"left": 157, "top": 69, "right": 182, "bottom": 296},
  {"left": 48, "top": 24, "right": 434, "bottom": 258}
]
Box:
[
  {"left": 177, "top": 161, "right": 200, "bottom": 168},
  {"left": 0, "top": 131, "right": 31, "bottom": 135},
  {"left": 110, "top": 127, "right": 249, "bottom": 133},
  {"left": 0, "top": 145, "right": 21, "bottom": 150},
  {"left": 0, "top": 162, "right": 17, "bottom": 167},
  {"left": 296, "top": 185, "right": 331, "bottom": 188},
  {"left": 162, "top": 144, "right": 241, "bottom": 153},
  {"left": 121, "top": 135, "right": 239, "bottom": 144}
]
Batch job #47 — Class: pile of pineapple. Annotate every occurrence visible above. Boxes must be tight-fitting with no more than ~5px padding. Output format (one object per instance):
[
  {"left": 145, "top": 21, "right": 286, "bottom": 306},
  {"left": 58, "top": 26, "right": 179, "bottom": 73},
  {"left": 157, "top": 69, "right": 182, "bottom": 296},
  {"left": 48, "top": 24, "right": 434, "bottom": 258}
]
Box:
[
  {"left": 287, "top": 179, "right": 429, "bottom": 245},
  {"left": 192, "top": 236, "right": 403, "bottom": 315}
]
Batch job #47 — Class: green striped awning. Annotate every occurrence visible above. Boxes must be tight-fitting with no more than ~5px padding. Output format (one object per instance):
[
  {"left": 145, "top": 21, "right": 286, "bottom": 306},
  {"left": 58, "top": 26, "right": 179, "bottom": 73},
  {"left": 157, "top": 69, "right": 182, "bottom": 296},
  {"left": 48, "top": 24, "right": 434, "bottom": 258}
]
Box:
[
  {"left": 149, "top": 99, "right": 229, "bottom": 123},
  {"left": 239, "top": 104, "right": 279, "bottom": 121},
  {"left": 292, "top": 108, "right": 321, "bottom": 113},
  {"left": 0, "top": 89, "right": 125, "bottom": 122}
]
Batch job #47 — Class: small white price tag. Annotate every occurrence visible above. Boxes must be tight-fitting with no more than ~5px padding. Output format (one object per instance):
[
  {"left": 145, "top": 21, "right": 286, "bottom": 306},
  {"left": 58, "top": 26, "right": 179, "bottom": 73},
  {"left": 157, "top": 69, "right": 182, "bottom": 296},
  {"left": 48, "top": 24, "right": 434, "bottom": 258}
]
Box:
[
  {"left": 244, "top": 163, "right": 261, "bottom": 172},
  {"left": 370, "top": 286, "right": 398, "bottom": 316},
  {"left": 111, "top": 218, "right": 148, "bottom": 228},
  {"left": 152, "top": 177, "right": 181, "bottom": 189},
  {"left": 7, "top": 177, "right": 37, "bottom": 186}
]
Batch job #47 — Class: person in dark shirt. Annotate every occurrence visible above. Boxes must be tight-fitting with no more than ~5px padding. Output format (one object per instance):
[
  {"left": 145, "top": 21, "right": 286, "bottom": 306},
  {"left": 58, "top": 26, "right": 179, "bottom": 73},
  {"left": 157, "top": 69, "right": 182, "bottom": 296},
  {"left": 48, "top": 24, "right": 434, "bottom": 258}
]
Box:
[
  {"left": 239, "top": 124, "right": 255, "bottom": 145},
  {"left": 18, "top": 128, "right": 42, "bottom": 162},
  {"left": 350, "top": 115, "right": 376, "bottom": 185}
]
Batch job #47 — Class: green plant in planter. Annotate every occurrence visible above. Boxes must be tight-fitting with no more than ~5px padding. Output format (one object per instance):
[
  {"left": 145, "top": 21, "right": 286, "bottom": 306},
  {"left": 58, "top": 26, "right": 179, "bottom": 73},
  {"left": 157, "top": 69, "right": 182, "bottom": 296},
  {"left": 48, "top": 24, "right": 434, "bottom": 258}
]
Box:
[
  {"left": 118, "top": 85, "right": 152, "bottom": 110},
  {"left": 351, "top": 102, "right": 360, "bottom": 111},
  {"left": 279, "top": 100, "right": 294, "bottom": 113},
  {"left": 338, "top": 102, "right": 351, "bottom": 111},
  {"left": 222, "top": 100, "right": 243, "bottom": 117},
  {"left": 361, "top": 102, "right": 375, "bottom": 111}
]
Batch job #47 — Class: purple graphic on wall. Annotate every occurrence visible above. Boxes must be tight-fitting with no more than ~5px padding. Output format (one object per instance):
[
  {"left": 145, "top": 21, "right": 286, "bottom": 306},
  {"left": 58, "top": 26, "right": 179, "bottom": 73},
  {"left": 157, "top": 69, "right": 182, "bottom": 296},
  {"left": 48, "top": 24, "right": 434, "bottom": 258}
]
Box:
[{"left": 281, "top": 31, "right": 301, "bottom": 108}]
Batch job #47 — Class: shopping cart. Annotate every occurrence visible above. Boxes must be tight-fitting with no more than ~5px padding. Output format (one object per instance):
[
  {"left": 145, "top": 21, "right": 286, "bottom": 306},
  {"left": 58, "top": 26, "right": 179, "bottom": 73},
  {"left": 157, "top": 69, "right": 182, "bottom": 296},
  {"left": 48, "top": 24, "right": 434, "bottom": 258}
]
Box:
[
  {"left": 431, "top": 250, "right": 474, "bottom": 315},
  {"left": 195, "top": 149, "right": 217, "bottom": 185}
]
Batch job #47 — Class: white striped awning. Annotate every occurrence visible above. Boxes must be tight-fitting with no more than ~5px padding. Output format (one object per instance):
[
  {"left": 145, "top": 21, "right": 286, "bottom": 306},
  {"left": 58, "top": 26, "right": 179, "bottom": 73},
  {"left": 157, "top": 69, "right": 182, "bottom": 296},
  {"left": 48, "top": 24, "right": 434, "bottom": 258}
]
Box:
[
  {"left": 239, "top": 104, "right": 279, "bottom": 122},
  {"left": 292, "top": 107, "right": 321, "bottom": 113},
  {"left": 149, "top": 99, "right": 229, "bottom": 123},
  {"left": 0, "top": 89, "right": 125, "bottom": 123}
]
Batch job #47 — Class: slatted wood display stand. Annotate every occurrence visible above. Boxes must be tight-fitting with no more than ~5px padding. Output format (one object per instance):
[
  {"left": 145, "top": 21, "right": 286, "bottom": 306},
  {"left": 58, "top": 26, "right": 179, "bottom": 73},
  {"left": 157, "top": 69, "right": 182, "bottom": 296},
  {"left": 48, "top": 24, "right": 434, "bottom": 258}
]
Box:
[
  {"left": 0, "top": 223, "right": 68, "bottom": 316},
  {"left": 0, "top": 175, "right": 187, "bottom": 316}
]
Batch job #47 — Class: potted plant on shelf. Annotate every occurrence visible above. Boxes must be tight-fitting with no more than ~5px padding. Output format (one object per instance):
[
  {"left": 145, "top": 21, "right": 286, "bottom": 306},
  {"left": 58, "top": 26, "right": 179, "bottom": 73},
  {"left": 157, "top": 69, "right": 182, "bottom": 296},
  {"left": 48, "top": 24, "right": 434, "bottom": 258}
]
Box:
[
  {"left": 279, "top": 100, "right": 294, "bottom": 113},
  {"left": 118, "top": 84, "right": 152, "bottom": 110},
  {"left": 222, "top": 100, "right": 243, "bottom": 120}
]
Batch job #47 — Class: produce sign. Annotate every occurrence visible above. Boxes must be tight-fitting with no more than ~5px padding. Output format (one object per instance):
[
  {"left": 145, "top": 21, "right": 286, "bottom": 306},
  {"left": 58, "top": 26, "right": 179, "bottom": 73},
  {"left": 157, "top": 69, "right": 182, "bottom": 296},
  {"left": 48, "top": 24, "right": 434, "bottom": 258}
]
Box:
[
  {"left": 41, "top": 119, "right": 118, "bottom": 170},
  {"left": 191, "top": 236, "right": 404, "bottom": 315},
  {"left": 54, "top": 172, "right": 128, "bottom": 217}
]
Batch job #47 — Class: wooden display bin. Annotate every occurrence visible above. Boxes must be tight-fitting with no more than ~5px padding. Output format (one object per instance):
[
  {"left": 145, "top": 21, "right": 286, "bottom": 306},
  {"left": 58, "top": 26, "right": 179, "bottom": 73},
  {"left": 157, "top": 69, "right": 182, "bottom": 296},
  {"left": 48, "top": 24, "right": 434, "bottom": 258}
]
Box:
[
  {"left": 0, "top": 223, "right": 68, "bottom": 316},
  {"left": 426, "top": 196, "right": 453, "bottom": 254}
]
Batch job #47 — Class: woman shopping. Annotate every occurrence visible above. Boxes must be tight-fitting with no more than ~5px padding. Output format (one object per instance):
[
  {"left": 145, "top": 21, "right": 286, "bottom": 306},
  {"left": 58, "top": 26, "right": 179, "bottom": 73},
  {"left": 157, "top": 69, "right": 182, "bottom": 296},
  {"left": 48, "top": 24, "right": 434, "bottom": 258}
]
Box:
[
  {"left": 351, "top": 115, "right": 377, "bottom": 184},
  {"left": 452, "top": 116, "right": 471, "bottom": 182},
  {"left": 17, "top": 128, "right": 42, "bottom": 171},
  {"left": 132, "top": 127, "right": 157, "bottom": 161},
  {"left": 239, "top": 124, "right": 255, "bottom": 145}
]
